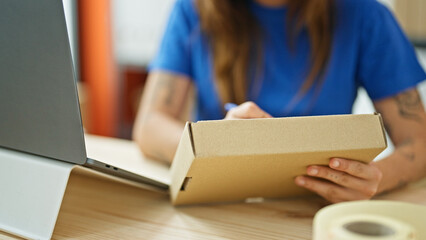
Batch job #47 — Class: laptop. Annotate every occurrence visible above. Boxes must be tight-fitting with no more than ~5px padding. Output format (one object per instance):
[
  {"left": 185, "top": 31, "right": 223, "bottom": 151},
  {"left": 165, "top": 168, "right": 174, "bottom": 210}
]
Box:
[{"left": 0, "top": 0, "right": 168, "bottom": 191}]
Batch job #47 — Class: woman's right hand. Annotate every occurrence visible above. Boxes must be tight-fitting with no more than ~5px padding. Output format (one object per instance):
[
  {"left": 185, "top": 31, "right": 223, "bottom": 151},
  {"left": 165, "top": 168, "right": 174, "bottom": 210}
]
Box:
[{"left": 224, "top": 101, "right": 273, "bottom": 120}]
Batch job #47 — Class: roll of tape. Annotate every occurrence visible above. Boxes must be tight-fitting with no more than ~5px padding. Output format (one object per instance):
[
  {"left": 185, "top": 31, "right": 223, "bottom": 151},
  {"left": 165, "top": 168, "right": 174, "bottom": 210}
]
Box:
[
  {"left": 330, "top": 214, "right": 415, "bottom": 240},
  {"left": 313, "top": 200, "right": 426, "bottom": 240}
]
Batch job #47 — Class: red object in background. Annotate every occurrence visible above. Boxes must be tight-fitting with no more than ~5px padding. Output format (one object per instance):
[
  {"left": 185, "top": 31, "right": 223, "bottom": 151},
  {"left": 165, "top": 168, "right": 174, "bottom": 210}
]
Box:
[
  {"left": 122, "top": 67, "right": 147, "bottom": 125},
  {"left": 116, "top": 66, "right": 148, "bottom": 139},
  {"left": 78, "top": 0, "right": 118, "bottom": 136}
]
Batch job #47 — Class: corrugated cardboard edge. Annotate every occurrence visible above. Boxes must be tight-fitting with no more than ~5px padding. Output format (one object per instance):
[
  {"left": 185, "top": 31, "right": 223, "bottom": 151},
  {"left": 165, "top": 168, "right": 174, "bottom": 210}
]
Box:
[
  {"left": 170, "top": 122, "right": 195, "bottom": 204},
  {"left": 375, "top": 112, "right": 388, "bottom": 148}
]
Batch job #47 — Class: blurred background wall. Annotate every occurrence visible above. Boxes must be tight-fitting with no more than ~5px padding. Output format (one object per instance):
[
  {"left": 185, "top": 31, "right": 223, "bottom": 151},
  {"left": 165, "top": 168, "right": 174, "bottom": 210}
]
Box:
[{"left": 63, "top": 0, "right": 426, "bottom": 142}]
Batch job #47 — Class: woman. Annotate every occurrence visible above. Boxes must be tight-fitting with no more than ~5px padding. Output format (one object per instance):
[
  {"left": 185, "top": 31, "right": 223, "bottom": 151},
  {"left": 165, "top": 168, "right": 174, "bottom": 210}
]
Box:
[{"left": 133, "top": 0, "right": 426, "bottom": 203}]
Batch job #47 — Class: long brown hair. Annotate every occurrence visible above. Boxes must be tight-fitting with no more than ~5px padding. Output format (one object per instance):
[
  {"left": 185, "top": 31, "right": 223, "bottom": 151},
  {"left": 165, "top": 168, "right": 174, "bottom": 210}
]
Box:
[{"left": 197, "top": 0, "right": 335, "bottom": 106}]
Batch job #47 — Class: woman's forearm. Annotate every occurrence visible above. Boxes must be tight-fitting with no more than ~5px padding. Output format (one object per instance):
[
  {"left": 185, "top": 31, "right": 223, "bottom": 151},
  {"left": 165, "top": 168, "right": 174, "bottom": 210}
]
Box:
[
  {"left": 132, "top": 72, "right": 192, "bottom": 164},
  {"left": 372, "top": 88, "right": 426, "bottom": 195},
  {"left": 133, "top": 111, "right": 185, "bottom": 164},
  {"left": 373, "top": 136, "right": 426, "bottom": 194}
]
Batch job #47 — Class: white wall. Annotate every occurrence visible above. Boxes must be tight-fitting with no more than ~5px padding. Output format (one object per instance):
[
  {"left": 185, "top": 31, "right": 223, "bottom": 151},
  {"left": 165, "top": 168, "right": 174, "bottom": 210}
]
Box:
[
  {"left": 112, "top": 0, "right": 176, "bottom": 66},
  {"left": 378, "top": 0, "right": 395, "bottom": 9}
]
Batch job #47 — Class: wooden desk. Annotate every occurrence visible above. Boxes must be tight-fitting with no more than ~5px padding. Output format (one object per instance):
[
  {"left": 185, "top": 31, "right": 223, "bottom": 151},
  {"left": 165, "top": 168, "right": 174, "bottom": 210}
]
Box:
[
  {"left": 55, "top": 173, "right": 426, "bottom": 239},
  {"left": 2, "top": 136, "right": 426, "bottom": 239}
]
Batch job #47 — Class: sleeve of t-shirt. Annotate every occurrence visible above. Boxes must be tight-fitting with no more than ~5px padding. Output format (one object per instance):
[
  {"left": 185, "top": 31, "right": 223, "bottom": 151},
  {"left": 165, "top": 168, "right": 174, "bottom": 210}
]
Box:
[
  {"left": 357, "top": 1, "right": 426, "bottom": 100},
  {"left": 148, "top": 0, "right": 193, "bottom": 78}
]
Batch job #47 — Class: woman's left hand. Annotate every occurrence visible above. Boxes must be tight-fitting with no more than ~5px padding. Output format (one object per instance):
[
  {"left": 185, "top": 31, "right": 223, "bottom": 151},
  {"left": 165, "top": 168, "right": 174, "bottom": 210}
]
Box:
[{"left": 294, "top": 158, "right": 383, "bottom": 203}]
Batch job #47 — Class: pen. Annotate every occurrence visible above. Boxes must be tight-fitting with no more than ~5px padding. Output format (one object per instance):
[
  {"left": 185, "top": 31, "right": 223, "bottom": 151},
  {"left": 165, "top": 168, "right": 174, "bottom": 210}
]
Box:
[{"left": 224, "top": 103, "right": 238, "bottom": 112}]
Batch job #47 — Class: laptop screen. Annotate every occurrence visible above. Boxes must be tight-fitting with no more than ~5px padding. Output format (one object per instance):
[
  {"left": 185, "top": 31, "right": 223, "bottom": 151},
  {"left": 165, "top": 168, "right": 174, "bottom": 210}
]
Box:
[{"left": 0, "top": 0, "right": 86, "bottom": 164}]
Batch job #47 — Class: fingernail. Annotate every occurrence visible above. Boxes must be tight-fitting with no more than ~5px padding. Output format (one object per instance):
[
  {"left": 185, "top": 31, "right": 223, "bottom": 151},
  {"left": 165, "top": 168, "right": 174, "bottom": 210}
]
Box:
[
  {"left": 296, "top": 177, "right": 305, "bottom": 186},
  {"left": 308, "top": 168, "right": 318, "bottom": 176},
  {"left": 331, "top": 159, "right": 340, "bottom": 168}
]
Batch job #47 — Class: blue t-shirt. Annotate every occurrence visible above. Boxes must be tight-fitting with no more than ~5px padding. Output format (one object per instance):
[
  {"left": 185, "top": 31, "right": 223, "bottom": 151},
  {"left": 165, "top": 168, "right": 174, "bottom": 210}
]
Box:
[{"left": 149, "top": 0, "right": 426, "bottom": 121}]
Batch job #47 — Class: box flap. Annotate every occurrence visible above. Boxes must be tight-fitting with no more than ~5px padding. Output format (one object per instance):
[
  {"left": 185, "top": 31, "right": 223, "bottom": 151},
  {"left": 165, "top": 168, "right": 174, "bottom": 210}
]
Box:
[
  {"left": 170, "top": 122, "right": 196, "bottom": 203},
  {"left": 191, "top": 114, "right": 386, "bottom": 158}
]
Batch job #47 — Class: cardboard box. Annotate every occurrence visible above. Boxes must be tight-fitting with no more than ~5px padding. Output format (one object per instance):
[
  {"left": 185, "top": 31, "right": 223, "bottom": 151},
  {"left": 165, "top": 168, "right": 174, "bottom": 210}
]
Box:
[{"left": 170, "top": 114, "right": 387, "bottom": 205}]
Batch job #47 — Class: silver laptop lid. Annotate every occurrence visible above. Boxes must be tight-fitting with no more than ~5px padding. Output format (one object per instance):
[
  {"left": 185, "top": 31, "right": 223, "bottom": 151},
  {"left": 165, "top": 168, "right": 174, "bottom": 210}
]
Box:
[{"left": 0, "top": 0, "right": 86, "bottom": 164}]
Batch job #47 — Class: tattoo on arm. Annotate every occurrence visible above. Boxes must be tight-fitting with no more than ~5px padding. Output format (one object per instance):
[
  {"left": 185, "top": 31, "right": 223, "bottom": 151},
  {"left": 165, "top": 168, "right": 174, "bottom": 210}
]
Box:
[
  {"left": 151, "top": 74, "right": 177, "bottom": 107},
  {"left": 396, "top": 138, "right": 416, "bottom": 161},
  {"left": 393, "top": 91, "right": 423, "bottom": 123},
  {"left": 401, "top": 152, "right": 415, "bottom": 162},
  {"left": 399, "top": 138, "right": 413, "bottom": 147},
  {"left": 400, "top": 150, "right": 415, "bottom": 162},
  {"left": 395, "top": 180, "right": 407, "bottom": 189},
  {"left": 165, "top": 78, "right": 176, "bottom": 106}
]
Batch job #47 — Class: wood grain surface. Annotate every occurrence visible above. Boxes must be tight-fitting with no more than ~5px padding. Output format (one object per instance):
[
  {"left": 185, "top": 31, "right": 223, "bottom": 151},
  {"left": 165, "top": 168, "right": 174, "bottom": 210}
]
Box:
[{"left": 2, "top": 170, "right": 426, "bottom": 240}]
